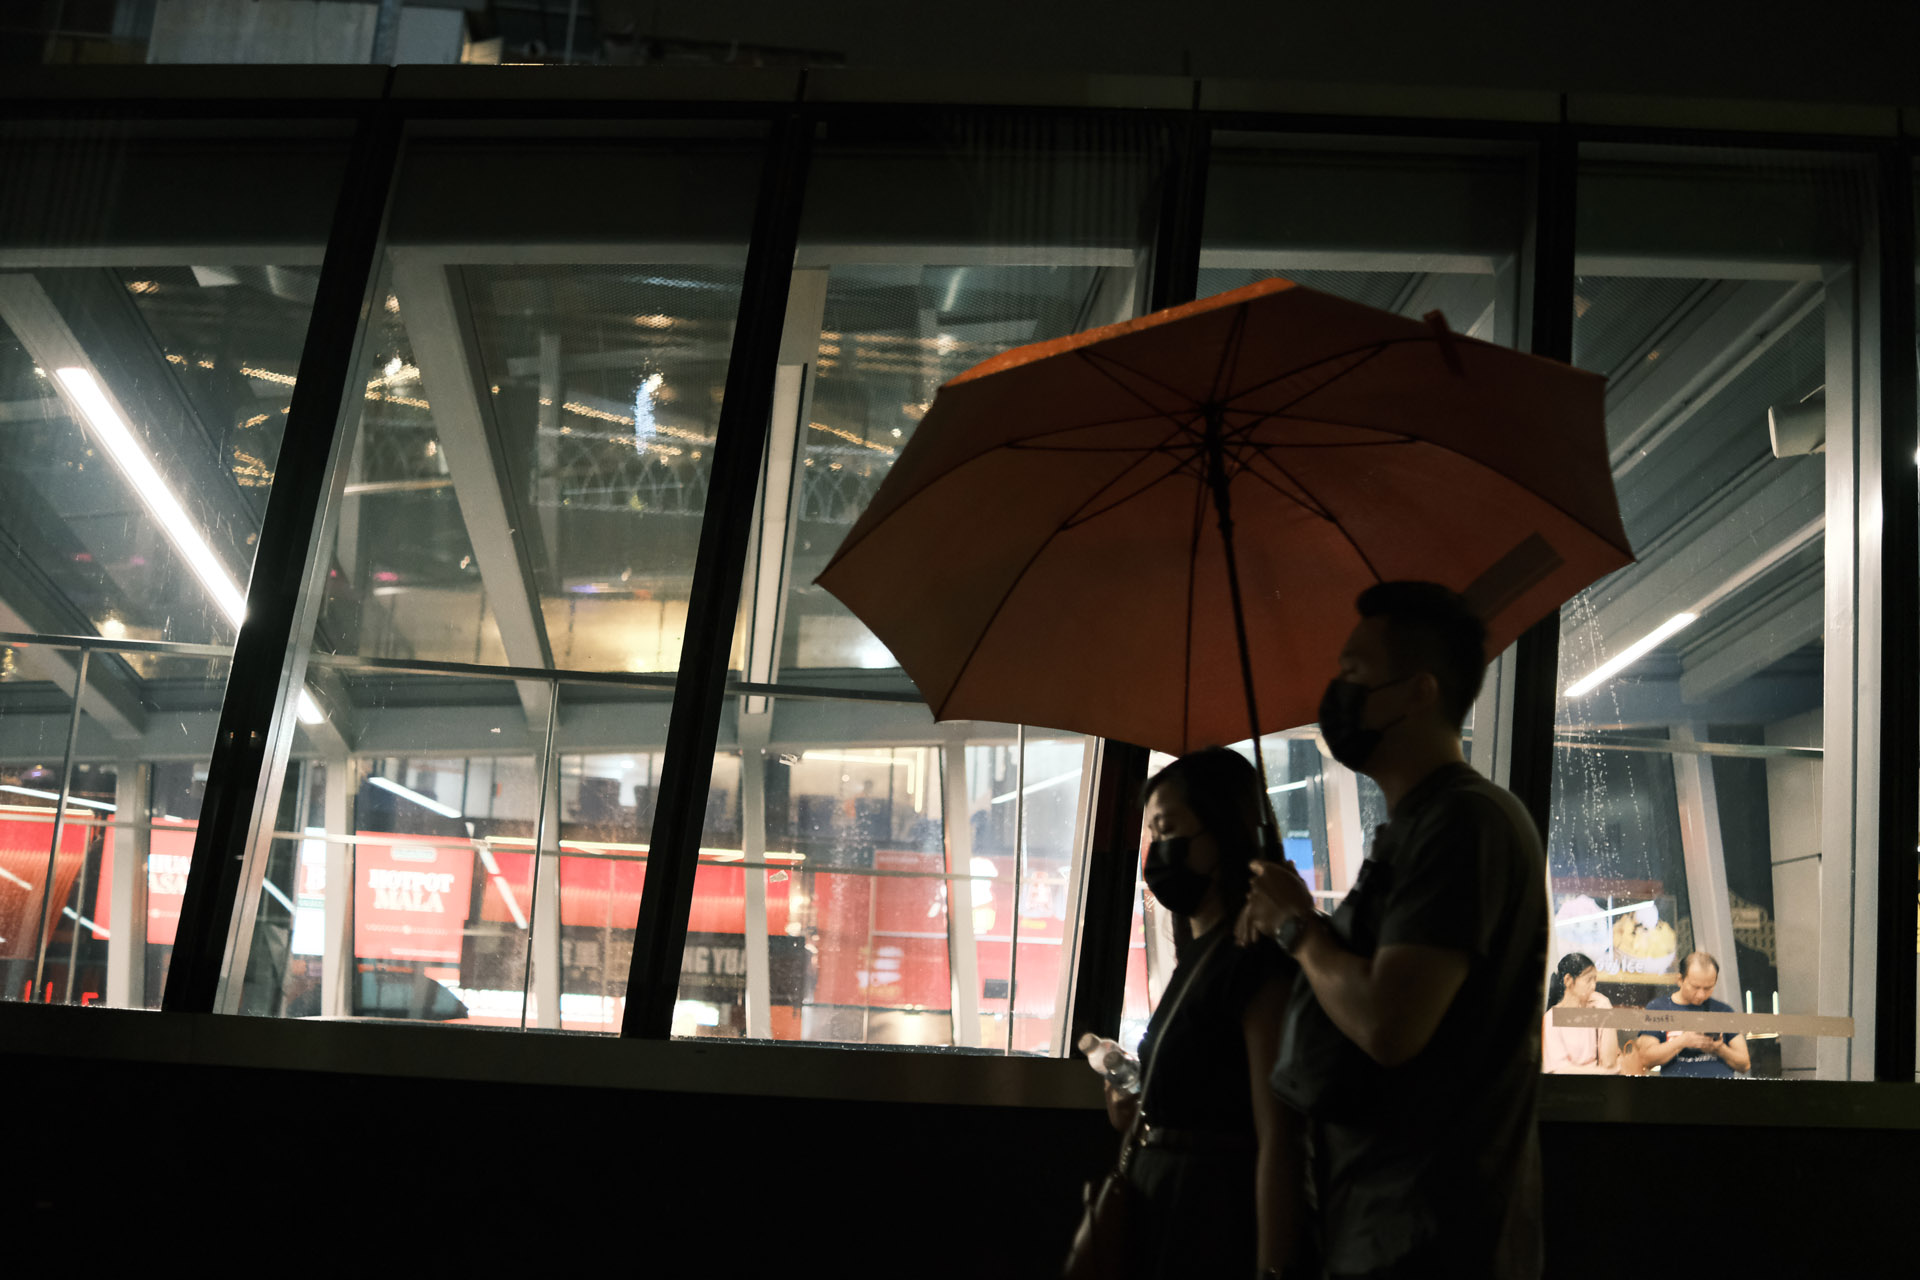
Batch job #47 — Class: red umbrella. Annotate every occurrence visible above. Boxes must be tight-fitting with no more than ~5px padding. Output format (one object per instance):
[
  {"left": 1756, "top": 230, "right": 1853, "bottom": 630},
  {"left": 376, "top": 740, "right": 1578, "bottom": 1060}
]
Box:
[{"left": 817, "top": 277, "right": 1630, "bottom": 767}]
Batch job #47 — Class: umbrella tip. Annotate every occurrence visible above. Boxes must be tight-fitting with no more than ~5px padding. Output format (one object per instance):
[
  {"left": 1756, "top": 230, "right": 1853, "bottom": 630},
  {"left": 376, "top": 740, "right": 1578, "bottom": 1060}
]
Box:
[{"left": 1424, "top": 309, "right": 1465, "bottom": 376}]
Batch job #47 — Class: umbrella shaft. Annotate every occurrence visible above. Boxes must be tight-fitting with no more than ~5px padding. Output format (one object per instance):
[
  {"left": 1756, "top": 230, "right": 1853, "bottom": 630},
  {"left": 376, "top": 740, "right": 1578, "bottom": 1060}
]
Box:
[{"left": 1204, "top": 426, "right": 1278, "bottom": 843}]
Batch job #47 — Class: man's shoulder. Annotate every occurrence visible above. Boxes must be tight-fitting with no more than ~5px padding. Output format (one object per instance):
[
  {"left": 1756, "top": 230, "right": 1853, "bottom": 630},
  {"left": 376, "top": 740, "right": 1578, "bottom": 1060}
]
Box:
[
  {"left": 1645, "top": 993, "right": 1680, "bottom": 1011},
  {"left": 1404, "top": 769, "right": 1540, "bottom": 855}
]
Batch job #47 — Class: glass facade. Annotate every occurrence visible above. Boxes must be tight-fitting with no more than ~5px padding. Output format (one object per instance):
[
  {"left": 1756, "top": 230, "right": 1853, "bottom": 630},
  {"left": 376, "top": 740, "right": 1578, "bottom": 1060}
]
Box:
[
  {"left": 0, "top": 118, "right": 351, "bottom": 1009},
  {"left": 1552, "top": 149, "right": 1873, "bottom": 1079},
  {"left": 0, "top": 81, "right": 1911, "bottom": 1086}
]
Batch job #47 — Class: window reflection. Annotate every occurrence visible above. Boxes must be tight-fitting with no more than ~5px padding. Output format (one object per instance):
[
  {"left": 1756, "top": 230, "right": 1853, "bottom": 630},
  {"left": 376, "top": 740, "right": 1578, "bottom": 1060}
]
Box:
[
  {"left": 1550, "top": 149, "right": 1871, "bottom": 1079},
  {"left": 0, "top": 120, "right": 348, "bottom": 1010}
]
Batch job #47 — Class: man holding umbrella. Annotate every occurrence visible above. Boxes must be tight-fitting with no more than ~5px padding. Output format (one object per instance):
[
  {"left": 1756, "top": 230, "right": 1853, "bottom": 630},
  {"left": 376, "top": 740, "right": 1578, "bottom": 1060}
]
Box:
[{"left": 1239, "top": 581, "right": 1547, "bottom": 1280}]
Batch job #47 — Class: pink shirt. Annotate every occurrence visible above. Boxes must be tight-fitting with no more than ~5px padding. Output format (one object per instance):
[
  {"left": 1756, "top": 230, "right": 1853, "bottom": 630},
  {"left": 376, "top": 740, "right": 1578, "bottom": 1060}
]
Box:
[{"left": 1541, "top": 992, "right": 1612, "bottom": 1072}]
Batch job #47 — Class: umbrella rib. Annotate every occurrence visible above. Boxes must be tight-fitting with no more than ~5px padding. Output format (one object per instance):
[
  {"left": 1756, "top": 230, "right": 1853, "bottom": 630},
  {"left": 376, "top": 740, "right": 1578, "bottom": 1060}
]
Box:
[
  {"left": 1223, "top": 334, "right": 1436, "bottom": 412},
  {"left": 930, "top": 429, "right": 1193, "bottom": 717},
  {"left": 1237, "top": 453, "right": 1335, "bottom": 522},
  {"left": 1206, "top": 304, "right": 1251, "bottom": 407},
  {"left": 1060, "top": 457, "right": 1195, "bottom": 530},
  {"left": 1241, "top": 454, "right": 1386, "bottom": 582},
  {"left": 1076, "top": 345, "right": 1211, "bottom": 417}
]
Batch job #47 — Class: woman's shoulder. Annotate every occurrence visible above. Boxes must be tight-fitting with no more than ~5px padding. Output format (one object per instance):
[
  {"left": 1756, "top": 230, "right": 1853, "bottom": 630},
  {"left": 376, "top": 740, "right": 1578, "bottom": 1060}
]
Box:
[{"left": 1217, "top": 935, "right": 1295, "bottom": 999}]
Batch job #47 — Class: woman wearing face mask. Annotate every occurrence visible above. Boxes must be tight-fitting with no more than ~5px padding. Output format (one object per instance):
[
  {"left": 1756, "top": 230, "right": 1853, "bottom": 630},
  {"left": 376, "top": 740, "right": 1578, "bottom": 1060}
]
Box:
[
  {"left": 1109, "top": 747, "right": 1312, "bottom": 1280},
  {"left": 1541, "top": 952, "right": 1619, "bottom": 1074}
]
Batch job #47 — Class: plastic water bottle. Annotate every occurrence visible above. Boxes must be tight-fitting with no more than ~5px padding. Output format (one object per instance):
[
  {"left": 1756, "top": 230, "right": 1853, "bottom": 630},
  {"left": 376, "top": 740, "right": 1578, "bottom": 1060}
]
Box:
[{"left": 1077, "top": 1032, "right": 1142, "bottom": 1094}]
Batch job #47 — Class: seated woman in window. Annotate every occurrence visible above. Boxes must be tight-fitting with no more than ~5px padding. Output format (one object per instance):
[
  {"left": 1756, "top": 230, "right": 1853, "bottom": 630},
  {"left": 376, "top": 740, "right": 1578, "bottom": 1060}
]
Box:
[
  {"left": 1104, "top": 747, "right": 1311, "bottom": 1278},
  {"left": 1541, "top": 951, "right": 1620, "bottom": 1074}
]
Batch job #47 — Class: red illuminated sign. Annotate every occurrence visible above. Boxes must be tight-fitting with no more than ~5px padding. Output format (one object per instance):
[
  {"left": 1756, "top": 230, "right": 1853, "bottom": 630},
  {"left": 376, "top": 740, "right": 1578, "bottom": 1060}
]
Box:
[
  {"left": 91, "top": 826, "right": 196, "bottom": 945},
  {"left": 0, "top": 814, "right": 90, "bottom": 960},
  {"left": 353, "top": 835, "right": 475, "bottom": 962}
]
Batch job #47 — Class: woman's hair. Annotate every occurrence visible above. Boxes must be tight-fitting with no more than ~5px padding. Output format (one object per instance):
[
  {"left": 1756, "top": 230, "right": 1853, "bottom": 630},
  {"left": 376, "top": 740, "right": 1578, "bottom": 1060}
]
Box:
[
  {"left": 1548, "top": 951, "right": 1596, "bottom": 1007},
  {"left": 1142, "top": 747, "right": 1269, "bottom": 916}
]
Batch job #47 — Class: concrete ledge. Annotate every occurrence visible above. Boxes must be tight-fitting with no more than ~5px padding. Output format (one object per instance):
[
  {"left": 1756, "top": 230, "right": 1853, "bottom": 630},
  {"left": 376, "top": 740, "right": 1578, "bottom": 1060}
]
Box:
[
  {"left": 1201, "top": 79, "right": 1560, "bottom": 124},
  {"left": 389, "top": 64, "right": 803, "bottom": 104},
  {"left": 7, "top": 1002, "right": 1917, "bottom": 1127},
  {"left": 0, "top": 1001, "right": 1102, "bottom": 1110},
  {"left": 803, "top": 69, "right": 1194, "bottom": 110},
  {"left": 1567, "top": 92, "right": 1899, "bottom": 137},
  {"left": 0, "top": 64, "right": 389, "bottom": 102}
]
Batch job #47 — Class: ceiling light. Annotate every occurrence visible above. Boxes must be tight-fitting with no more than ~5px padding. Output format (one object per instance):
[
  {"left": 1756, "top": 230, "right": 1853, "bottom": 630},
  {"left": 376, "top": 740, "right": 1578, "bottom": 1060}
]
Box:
[
  {"left": 1267, "top": 779, "right": 1309, "bottom": 795},
  {"left": 1563, "top": 612, "right": 1697, "bottom": 698},
  {"left": 0, "top": 783, "right": 115, "bottom": 812},
  {"left": 54, "top": 367, "right": 247, "bottom": 628},
  {"left": 367, "top": 775, "right": 461, "bottom": 819},
  {"left": 296, "top": 689, "right": 326, "bottom": 725}
]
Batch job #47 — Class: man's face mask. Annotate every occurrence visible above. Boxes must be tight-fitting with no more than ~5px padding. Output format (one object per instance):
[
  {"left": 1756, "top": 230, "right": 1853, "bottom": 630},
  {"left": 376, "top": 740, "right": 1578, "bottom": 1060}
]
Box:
[
  {"left": 1317, "top": 674, "right": 1416, "bottom": 772},
  {"left": 1143, "top": 835, "right": 1211, "bottom": 916}
]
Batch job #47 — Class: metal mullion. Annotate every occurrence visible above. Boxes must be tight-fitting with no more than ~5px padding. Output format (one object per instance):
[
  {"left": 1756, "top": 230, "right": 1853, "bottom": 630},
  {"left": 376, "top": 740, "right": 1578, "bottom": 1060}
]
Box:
[
  {"left": 621, "top": 111, "right": 814, "bottom": 1038},
  {"left": 162, "top": 107, "right": 405, "bottom": 1014},
  {"left": 29, "top": 649, "right": 88, "bottom": 997},
  {"left": 1504, "top": 133, "right": 1577, "bottom": 843},
  {"left": 1066, "top": 112, "right": 1208, "bottom": 1050},
  {"left": 1871, "top": 147, "right": 1918, "bottom": 1082}
]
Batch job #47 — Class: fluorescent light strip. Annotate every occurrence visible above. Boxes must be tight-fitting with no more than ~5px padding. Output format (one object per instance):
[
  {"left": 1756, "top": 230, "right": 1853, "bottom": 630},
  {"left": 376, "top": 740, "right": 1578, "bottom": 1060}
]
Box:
[
  {"left": 0, "top": 784, "right": 115, "bottom": 812},
  {"left": 1267, "top": 779, "right": 1309, "bottom": 795},
  {"left": 472, "top": 842, "right": 528, "bottom": 930},
  {"left": 1563, "top": 612, "right": 1698, "bottom": 699},
  {"left": 260, "top": 878, "right": 298, "bottom": 915},
  {"left": 56, "top": 367, "right": 249, "bottom": 627},
  {"left": 366, "top": 775, "right": 462, "bottom": 819},
  {"left": 1552, "top": 899, "right": 1656, "bottom": 928},
  {"left": 54, "top": 368, "right": 332, "bottom": 728},
  {"left": 990, "top": 768, "right": 1083, "bottom": 805},
  {"left": 62, "top": 906, "right": 106, "bottom": 937}
]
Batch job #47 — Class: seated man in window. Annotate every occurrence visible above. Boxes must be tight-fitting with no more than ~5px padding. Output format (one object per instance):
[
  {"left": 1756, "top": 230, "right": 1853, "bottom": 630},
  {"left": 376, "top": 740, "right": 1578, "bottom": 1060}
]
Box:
[{"left": 1636, "top": 951, "right": 1750, "bottom": 1078}]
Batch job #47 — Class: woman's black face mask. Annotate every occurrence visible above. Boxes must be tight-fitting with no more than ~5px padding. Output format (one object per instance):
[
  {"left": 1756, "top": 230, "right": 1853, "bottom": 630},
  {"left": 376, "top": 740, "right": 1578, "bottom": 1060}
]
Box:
[{"left": 1144, "top": 835, "right": 1211, "bottom": 915}]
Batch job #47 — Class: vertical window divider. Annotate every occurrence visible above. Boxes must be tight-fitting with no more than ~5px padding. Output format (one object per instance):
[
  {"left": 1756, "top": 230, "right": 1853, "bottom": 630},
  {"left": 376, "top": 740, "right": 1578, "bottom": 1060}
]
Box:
[
  {"left": 1871, "top": 144, "right": 1918, "bottom": 1081},
  {"left": 163, "top": 103, "right": 405, "bottom": 1015},
  {"left": 1505, "top": 132, "right": 1578, "bottom": 844},
  {"left": 621, "top": 110, "right": 813, "bottom": 1039},
  {"left": 1066, "top": 110, "right": 1209, "bottom": 1051}
]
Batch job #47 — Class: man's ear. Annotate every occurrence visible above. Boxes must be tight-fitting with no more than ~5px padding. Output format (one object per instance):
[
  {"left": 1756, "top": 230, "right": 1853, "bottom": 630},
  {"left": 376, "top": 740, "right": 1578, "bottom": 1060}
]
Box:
[{"left": 1412, "top": 670, "right": 1443, "bottom": 715}]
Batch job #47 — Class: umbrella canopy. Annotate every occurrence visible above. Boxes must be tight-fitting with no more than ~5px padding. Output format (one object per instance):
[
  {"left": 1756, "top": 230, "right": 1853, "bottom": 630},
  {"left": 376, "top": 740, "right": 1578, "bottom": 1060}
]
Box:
[{"left": 816, "top": 278, "right": 1631, "bottom": 756}]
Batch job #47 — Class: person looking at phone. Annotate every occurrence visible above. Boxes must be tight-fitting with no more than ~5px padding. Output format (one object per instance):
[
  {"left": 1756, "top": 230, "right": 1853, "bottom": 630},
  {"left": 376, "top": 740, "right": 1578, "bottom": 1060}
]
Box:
[{"left": 1637, "top": 951, "right": 1750, "bottom": 1077}]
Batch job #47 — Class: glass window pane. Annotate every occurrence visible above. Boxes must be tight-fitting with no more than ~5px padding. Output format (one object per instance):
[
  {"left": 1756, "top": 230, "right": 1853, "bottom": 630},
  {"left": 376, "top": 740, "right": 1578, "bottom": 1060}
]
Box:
[
  {"left": 672, "top": 115, "right": 1167, "bottom": 1055},
  {"left": 0, "top": 119, "right": 351, "bottom": 1009},
  {"left": 685, "top": 695, "right": 1092, "bottom": 1051},
  {"left": 229, "top": 124, "right": 766, "bottom": 1023},
  {"left": 1553, "top": 147, "right": 1872, "bottom": 1079}
]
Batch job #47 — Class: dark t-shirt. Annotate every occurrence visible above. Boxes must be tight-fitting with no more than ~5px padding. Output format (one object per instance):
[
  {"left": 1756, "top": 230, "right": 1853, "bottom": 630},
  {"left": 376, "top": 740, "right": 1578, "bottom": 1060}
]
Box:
[
  {"left": 1296, "top": 763, "right": 1547, "bottom": 1276},
  {"left": 1643, "top": 994, "right": 1740, "bottom": 1077}
]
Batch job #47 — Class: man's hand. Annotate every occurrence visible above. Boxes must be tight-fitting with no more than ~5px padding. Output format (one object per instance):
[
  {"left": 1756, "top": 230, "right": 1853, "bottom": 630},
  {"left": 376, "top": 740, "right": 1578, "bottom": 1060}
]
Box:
[
  {"left": 1236, "top": 859, "right": 1315, "bottom": 947},
  {"left": 1674, "top": 1030, "right": 1716, "bottom": 1052},
  {"left": 1104, "top": 1081, "right": 1139, "bottom": 1133}
]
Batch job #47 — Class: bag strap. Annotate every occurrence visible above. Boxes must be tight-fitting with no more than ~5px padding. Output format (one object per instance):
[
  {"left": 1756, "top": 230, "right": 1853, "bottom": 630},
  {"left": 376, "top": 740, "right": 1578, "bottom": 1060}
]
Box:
[{"left": 1116, "top": 930, "right": 1226, "bottom": 1174}]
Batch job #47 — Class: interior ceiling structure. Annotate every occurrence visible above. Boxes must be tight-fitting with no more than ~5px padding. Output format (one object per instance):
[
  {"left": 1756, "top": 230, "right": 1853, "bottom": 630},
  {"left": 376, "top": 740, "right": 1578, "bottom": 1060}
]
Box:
[{"left": 0, "top": 214, "right": 1844, "bottom": 759}]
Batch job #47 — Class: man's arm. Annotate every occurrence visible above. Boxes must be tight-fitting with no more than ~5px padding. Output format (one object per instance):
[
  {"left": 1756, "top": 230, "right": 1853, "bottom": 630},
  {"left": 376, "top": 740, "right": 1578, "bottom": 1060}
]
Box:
[
  {"left": 1288, "top": 916, "right": 1469, "bottom": 1068},
  {"left": 1710, "top": 1032, "right": 1751, "bottom": 1073},
  {"left": 1637, "top": 1030, "right": 1711, "bottom": 1067},
  {"left": 1243, "top": 975, "right": 1307, "bottom": 1273}
]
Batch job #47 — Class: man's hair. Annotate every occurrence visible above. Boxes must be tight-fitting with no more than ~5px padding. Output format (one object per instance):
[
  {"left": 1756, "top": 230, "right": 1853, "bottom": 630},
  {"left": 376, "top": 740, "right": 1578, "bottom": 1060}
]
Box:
[
  {"left": 1682, "top": 951, "right": 1720, "bottom": 980},
  {"left": 1355, "top": 581, "right": 1488, "bottom": 729}
]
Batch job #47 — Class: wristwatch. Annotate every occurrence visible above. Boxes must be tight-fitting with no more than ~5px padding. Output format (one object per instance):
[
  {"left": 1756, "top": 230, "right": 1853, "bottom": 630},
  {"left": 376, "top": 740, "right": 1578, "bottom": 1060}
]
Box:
[{"left": 1273, "top": 912, "right": 1312, "bottom": 954}]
